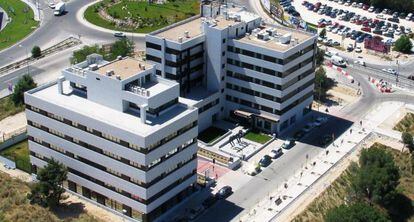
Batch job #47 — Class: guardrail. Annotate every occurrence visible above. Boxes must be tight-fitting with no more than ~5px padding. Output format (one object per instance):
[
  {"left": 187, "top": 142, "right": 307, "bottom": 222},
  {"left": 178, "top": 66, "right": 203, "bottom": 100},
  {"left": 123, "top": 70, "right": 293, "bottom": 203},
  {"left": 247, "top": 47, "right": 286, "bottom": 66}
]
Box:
[{"left": 0, "top": 37, "right": 82, "bottom": 76}]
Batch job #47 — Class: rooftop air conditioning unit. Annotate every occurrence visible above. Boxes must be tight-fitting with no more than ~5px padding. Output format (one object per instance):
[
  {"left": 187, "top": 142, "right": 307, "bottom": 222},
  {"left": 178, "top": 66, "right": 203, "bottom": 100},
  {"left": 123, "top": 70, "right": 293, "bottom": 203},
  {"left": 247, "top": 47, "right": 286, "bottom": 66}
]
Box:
[
  {"left": 279, "top": 33, "right": 292, "bottom": 44},
  {"left": 106, "top": 70, "right": 114, "bottom": 76},
  {"left": 88, "top": 64, "right": 98, "bottom": 71},
  {"left": 266, "top": 28, "right": 277, "bottom": 36},
  {"left": 257, "top": 32, "right": 270, "bottom": 41},
  {"left": 115, "top": 75, "right": 121, "bottom": 80},
  {"left": 184, "top": 31, "right": 190, "bottom": 38},
  {"left": 235, "top": 14, "right": 241, "bottom": 22},
  {"left": 178, "top": 37, "right": 183, "bottom": 43}
]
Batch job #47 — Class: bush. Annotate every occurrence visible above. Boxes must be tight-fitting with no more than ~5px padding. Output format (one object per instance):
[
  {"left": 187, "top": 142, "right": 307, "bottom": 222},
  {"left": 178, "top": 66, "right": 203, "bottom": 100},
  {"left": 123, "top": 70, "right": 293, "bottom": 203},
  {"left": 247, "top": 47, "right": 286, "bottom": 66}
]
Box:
[
  {"left": 11, "top": 75, "right": 37, "bottom": 105},
  {"left": 31, "top": 46, "right": 41, "bottom": 58},
  {"left": 393, "top": 35, "right": 413, "bottom": 54},
  {"left": 319, "top": 28, "right": 326, "bottom": 38},
  {"left": 325, "top": 202, "right": 390, "bottom": 222}
]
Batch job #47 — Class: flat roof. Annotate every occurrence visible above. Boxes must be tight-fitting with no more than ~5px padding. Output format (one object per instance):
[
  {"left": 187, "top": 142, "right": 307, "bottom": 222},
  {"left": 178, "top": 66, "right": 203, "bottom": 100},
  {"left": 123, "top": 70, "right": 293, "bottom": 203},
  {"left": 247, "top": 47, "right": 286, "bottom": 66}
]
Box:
[
  {"left": 178, "top": 85, "right": 217, "bottom": 107},
  {"left": 31, "top": 82, "right": 193, "bottom": 136},
  {"left": 156, "top": 18, "right": 204, "bottom": 42},
  {"left": 237, "top": 25, "right": 314, "bottom": 51},
  {"left": 96, "top": 58, "right": 153, "bottom": 80}
]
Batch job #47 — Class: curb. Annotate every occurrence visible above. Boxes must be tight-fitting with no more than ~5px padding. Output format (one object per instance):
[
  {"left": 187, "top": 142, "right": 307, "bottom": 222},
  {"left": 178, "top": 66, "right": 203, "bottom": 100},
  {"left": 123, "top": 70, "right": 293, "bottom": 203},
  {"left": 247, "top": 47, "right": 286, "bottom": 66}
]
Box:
[{"left": 77, "top": 0, "right": 146, "bottom": 37}]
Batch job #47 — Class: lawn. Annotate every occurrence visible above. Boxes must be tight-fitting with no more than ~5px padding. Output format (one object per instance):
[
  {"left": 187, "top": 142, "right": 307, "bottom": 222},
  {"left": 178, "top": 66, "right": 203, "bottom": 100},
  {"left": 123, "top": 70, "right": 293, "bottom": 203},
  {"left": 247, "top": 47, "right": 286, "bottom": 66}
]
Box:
[
  {"left": 198, "top": 126, "right": 227, "bottom": 144},
  {"left": 84, "top": 0, "right": 200, "bottom": 33},
  {"left": 0, "top": 95, "right": 25, "bottom": 121},
  {"left": 243, "top": 131, "right": 272, "bottom": 144},
  {"left": 0, "top": 140, "right": 30, "bottom": 173},
  {"left": 0, "top": 172, "right": 102, "bottom": 222},
  {"left": 293, "top": 143, "right": 414, "bottom": 222},
  {"left": 394, "top": 112, "right": 414, "bottom": 135},
  {"left": 0, "top": 0, "right": 39, "bottom": 51}
]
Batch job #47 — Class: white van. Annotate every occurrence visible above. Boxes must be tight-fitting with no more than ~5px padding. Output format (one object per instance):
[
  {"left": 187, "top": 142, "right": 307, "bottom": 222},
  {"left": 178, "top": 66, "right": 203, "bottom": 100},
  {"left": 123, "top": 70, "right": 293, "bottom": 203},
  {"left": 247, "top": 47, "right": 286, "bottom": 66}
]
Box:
[{"left": 331, "top": 55, "right": 347, "bottom": 67}]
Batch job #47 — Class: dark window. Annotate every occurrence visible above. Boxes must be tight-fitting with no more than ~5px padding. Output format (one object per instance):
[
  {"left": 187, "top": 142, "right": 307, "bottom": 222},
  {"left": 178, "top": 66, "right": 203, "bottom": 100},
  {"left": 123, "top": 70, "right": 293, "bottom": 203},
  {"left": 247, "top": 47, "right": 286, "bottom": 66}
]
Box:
[
  {"left": 166, "top": 47, "right": 180, "bottom": 55},
  {"left": 146, "top": 55, "right": 161, "bottom": 63},
  {"left": 146, "top": 42, "right": 161, "bottom": 50}
]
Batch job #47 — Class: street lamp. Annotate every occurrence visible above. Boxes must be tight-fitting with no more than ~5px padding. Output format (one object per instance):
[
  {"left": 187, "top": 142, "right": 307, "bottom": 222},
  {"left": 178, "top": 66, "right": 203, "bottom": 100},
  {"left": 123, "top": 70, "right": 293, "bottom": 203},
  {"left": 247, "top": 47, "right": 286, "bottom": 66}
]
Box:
[{"left": 19, "top": 44, "right": 30, "bottom": 75}]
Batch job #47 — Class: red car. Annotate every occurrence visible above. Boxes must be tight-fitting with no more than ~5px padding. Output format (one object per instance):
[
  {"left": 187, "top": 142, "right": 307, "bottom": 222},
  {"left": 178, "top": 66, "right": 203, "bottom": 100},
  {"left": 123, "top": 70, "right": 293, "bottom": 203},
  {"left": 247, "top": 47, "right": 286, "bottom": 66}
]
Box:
[
  {"left": 318, "top": 23, "right": 326, "bottom": 28},
  {"left": 302, "top": 1, "right": 308, "bottom": 6},
  {"left": 361, "top": 27, "right": 371, "bottom": 32},
  {"left": 356, "top": 20, "right": 363, "bottom": 25},
  {"left": 315, "top": 2, "right": 321, "bottom": 7},
  {"left": 363, "top": 5, "right": 369, "bottom": 10}
]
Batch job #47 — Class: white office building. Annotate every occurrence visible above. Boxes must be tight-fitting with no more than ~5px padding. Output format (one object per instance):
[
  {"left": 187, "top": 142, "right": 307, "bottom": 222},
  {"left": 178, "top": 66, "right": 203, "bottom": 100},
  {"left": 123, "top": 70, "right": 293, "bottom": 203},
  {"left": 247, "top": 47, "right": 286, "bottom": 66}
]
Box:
[
  {"left": 146, "top": 3, "right": 317, "bottom": 133},
  {"left": 25, "top": 54, "right": 198, "bottom": 222}
]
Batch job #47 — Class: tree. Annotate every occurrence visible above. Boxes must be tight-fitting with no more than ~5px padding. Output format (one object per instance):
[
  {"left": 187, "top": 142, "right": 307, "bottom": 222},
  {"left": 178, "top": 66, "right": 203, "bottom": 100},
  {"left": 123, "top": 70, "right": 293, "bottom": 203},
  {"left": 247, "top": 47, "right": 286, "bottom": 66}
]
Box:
[
  {"left": 319, "top": 28, "right": 327, "bottom": 39},
  {"left": 325, "top": 202, "right": 390, "bottom": 222},
  {"left": 402, "top": 132, "right": 413, "bottom": 152},
  {"left": 28, "top": 159, "right": 68, "bottom": 208},
  {"left": 31, "top": 46, "right": 41, "bottom": 58},
  {"left": 109, "top": 38, "right": 134, "bottom": 60},
  {"left": 351, "top": 146, "right": 400, "bottom": 205},
  {"left": 393, "top": 35, "right": 413, "bottom": 54},
  {"left": 70, "top": 45, "right": 100, "bottom": 64},
  {"left": 315, "top": 47, "right": 325, "bottom": 66},
  {"left": 314, "top": 67, "right": 335, "bottom": 101},
  {"left": 11, "top": 74, "right": 37, "bottom": 105}
]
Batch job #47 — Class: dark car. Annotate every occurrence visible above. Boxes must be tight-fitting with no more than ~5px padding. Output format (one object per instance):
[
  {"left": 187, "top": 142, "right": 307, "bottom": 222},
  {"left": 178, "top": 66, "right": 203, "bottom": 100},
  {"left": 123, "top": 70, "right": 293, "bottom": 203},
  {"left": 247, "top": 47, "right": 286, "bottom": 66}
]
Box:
[
  {"left": 202, "top": 195, "right": 217, "bottom": 208},
  {"left": 387, "top": 17, "right": 399, "bottom": 23},
  {"left": 270, "top": 148, "right": 283, "bottom": 159},
  {"left": 259, "top": 155, "right": 272, "bottom": 167},
  {"left": 216, "top": 186, "right": 232, "bottom": 199},
  {"left": 408, "top": 75, "right": 414, "bottom": 81},
  {"left": 319, "top": 134, "right": 334, "bottom": 147}
]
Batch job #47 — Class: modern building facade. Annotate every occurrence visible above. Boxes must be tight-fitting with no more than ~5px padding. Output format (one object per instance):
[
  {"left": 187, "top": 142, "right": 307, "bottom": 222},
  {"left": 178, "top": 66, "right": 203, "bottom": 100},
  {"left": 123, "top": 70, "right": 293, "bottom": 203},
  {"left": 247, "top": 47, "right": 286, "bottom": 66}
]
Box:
[
  {"left": 25, "top": 55, "right": 198, "bottom": 222},
  {"left": 146, "top": 3, "right": 317, "bottom": 133}
]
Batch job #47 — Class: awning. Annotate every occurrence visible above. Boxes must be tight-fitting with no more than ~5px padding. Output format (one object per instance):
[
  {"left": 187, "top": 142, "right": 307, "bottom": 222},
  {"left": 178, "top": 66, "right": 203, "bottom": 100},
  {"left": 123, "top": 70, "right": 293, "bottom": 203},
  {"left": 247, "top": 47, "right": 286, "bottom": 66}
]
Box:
[
  {"left": 234, "top": 109, "right": 253, "bottom": 119},
  {"left": 255, "top": 112, "right": 279, "bottom": 123}
]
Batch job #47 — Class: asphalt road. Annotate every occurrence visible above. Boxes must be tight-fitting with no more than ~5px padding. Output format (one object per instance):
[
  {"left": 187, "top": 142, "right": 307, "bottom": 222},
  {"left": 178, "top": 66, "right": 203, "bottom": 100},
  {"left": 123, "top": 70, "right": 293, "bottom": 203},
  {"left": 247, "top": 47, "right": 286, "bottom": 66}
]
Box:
[{"left": 0, "top": 0, "right": 145, "bottom": 68}]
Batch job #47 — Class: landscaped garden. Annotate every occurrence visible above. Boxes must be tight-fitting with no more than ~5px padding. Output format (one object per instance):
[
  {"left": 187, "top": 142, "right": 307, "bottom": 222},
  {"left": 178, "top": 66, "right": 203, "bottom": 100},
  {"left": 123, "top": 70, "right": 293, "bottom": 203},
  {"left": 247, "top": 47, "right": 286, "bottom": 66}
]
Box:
[
  {"left": 84, "top": 0, "right": 200, "bottom": 33},
  {"left": 243, "top": 130, "right": 272, "bottom": 144},
  {"left": 198, "top": 126, "right": 228, "bottom": 144},
  {"left": 0, "top": 140, "right": 30, "bottom": 173},
  {"left": 0, "top": 95, "right": 25, "bottom": 121},
  {"left": 0, "top": 0, "right": 39, "bottom": 51},
  {"left": 394, "top": 112, "right": 414, "bottom": 136},
  {"left": 293, "top": 143, "right": 414, "bottom": 222}
]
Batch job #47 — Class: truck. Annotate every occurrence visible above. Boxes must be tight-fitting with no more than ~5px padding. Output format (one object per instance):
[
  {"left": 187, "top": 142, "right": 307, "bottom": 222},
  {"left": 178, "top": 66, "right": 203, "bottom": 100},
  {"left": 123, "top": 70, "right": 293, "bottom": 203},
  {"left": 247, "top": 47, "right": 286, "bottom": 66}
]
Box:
[
  {"left": 54, "top": 2, "right": 65, "bottom": 16},
  {"left": 331, "top": 55, "right": 347, "bottom": 67}
]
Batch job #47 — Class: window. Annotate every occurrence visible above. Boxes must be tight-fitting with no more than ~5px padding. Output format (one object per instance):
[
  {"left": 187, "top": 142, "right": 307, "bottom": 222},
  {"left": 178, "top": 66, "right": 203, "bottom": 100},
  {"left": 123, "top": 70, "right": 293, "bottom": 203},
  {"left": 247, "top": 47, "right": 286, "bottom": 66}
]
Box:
[
  {"left": 222, "top": 38, "right": 226, "bottom": 43},
  {"left": 146, "top": 55, "right": 161, "bottom": 63},
  {"left": 146, "top": 42, "right": 161, "bottom": 50}
]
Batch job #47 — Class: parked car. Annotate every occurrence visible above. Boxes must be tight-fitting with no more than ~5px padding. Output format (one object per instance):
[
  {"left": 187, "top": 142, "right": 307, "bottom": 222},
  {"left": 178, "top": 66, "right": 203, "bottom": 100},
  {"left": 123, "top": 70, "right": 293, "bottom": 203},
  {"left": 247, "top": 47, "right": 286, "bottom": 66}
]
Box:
[
  {"left": 269, "top": 148, "right": 283, "bottom": 159},
  {"left": 347, "top": 44, "right": 354, "bottom": 51},
  {"left": 382, "top": 68, "right": 397, "bottom": 75},
  {"left": 216, "top": 186, "right": 232, "bottom": 199},
  {"left": 314, "top": 117, "right": 328, "bottom": 127},
  {"left": 281, "top": 139, "right": 295, "bottom": 149},
  {"left": 407, "top": 75, "right": 414, "bottom": 81},
  {"left": 202, "top": 195, "right": 217, "bottom": 208},
  {"left": 355, "top": 46, "right": 362, "bottom": 53},
  {"left": 319, "top": 134, "right": 334, "bottom": 147},
  {"left": 114, "top": 32, "right": 126, "bottom": 38},
  {"left": 303, "top": 123, "right": 314, "bottom": 132},
  {"left": 354, "top": 59, "right": 365, "bottom": 66},
  {"left": 259, "top": 155, "right": 272, "bottom": 167}
]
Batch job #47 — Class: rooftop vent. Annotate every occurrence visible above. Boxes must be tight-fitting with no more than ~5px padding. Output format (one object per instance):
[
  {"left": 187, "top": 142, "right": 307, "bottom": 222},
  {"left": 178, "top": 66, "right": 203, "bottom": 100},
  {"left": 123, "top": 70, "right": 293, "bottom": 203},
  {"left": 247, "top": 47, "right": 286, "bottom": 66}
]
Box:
[
  {"left": 178, "top": 37, "right": 183, "bottom": 43},
  {"left": 279, "top": 33, "right": 292, "bottom": 44},
  {"left": 88, "top": 63, "right": 98, "bottom": 71},
  {"left": 117, "top": 55, "right": 122, "bottom": 60},
  {"left": 257, "top": 32, "right": 270, "bottom": 41},
  {"left": 115, "top": 75, "right": 121, "bottom": 80},
  {"left": 266, "top": 28, "right": 277, "bottom": 36},
  {"left": 142, "top": 65, "right": 145, "bottom": 70},
  {"left": 106, "top": 70, "right": 114, "bottom": 76},
  {"left": 235, "top": 14, "right": 241, "bottom": 22},
  {"left": 184, "top": 31, "right": 190, "bottom": 38}
]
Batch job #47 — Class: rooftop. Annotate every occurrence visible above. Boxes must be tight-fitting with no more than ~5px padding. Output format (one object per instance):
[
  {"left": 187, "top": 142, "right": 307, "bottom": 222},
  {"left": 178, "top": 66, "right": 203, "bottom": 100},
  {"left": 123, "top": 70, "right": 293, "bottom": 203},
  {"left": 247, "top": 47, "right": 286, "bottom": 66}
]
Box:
[
  {"left": 155, "top": 17, "right": 204, "bottom": 42},
  {"left": 30, "top": 81, "right": 194, "bottom": 136},
  {"left": 237, "top": 25, "right": 315, "bottom": 51},
  {"left": 96, "top": 58, "right": 153, "bottom": 80}
]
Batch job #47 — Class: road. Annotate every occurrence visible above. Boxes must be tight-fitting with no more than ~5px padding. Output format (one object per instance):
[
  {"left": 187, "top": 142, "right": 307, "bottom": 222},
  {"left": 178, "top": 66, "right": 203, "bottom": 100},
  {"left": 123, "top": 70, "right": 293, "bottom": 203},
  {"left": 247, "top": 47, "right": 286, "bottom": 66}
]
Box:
[{"left": 0, "top": 0, "right": 145, "bottom": 68}]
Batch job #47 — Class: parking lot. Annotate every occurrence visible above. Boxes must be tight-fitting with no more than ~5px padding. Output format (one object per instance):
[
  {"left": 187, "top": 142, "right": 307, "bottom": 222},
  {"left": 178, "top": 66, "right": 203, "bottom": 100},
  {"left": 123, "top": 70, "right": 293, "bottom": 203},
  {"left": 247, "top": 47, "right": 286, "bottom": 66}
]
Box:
[{"left": 291, "top": 0, "right": 414, "bottom": 62}]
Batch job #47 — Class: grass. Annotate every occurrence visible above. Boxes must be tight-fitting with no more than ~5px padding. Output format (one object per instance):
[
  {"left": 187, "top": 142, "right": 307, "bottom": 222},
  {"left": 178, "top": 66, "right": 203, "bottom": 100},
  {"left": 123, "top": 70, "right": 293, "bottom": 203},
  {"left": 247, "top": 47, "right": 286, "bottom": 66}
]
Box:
[
  {"left": 84, "top": 0, "right": 200, "bottom": 33},
  {"left": 0, "top": 140, "right": 30, "bottom": 173},
  {"left": 293, "top": 143, "right": 414, "bottom": 222},
  {"left": 0, "top": 95, "right": 25, "bottom": 121},
  {"left": 243, "top": 131, "right": 272, "bottom": 144},
  {"left": 0, "top": 0, "right": 39, "bottom": 51},
  {"left": 0, "top": 172, "right": 102, "bottom": 222},
  {"left": 394, "top": 112, "right": 414, "bottom": 136},
  {"left": 198, "top": 126, "right": 227, "bottom": 144}
]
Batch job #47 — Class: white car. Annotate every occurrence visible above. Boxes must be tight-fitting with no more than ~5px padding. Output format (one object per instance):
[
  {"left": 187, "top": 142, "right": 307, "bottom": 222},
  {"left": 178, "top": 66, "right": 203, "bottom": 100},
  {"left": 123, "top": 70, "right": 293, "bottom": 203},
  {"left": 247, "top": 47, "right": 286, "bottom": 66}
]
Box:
[
  {"left": 355, "top": 46, "right": 362, "bottom": 53},
  {"left": 354, "top": 59, "right": 365, "bottom": 66},
  {"left": 332, "top": 28, "right": 339, "bottom": 34},
  {"left": 48, "top": 2, "right": 56, "bottom": 8},
  {"left": 351, "top": 2, "right": 357, "bottom": 7},
  {"left": 395, "top": 30, "right": 402, "bottom": 36},
  {"left": 368, "top": 6, "right": 374, "bottom": 12},
  {"left": 382, "top": 68, "right": 397, "bottom": 75},
  {"left": 376, "top": 14, "right": 385, "bottom": 19},
  {"left": 314, "top": 117, "right": 328, "bottom": 127}
]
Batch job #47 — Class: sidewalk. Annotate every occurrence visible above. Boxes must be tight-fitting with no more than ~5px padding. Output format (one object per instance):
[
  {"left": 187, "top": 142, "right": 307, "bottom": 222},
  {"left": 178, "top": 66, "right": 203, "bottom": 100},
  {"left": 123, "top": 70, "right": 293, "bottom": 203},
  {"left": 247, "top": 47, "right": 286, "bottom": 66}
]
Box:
[
  {"left": 235, "top": 101, "right": 405, "bottom": 222},
  {"left": 22, "top": 0, "right": 41, "bottom": 21}
]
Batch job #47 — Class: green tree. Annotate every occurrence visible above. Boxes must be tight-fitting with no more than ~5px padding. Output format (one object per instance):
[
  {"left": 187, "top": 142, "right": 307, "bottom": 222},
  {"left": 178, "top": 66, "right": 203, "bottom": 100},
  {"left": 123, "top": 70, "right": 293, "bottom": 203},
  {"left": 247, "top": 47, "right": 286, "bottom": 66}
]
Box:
[
  {"left": 314, "top": 67, "right": 335, "bottom": 101},
  {"left": 70, "top": 45, "right": 100, "bottom": 64},
  {"left": 402, "top": 132, "right": 413, "bottom": 153},
  {"left": 351, "top": 146, "right": 400, "bottom": 205},
  {"left": 315, "top": 47, "right": 325, "bottom": 66},
  {"left": 31, "top": 46, "right": 41, "bottom": 58},
  {"left": 319, "top": 28, "right": 327, "bottom": 39},
  {"left": 325, "top": 202, "right": 390, "bottom": 222},
  {"left": 109, "top": 38, "right": 134, "bottom": 60},
  {"left": 393, "top": 35, "right": 413, "bottom": 54},
  {"left": 11, "top": 74, "right": 37, "bottom": 105},
  {"left": 28, "top": 159, "right": 68, "bottom": 208}
]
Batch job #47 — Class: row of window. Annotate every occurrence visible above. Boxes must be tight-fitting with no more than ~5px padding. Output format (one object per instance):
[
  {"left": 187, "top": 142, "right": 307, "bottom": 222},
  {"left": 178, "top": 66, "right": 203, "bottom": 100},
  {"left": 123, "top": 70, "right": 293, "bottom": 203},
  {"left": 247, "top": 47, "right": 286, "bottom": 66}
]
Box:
[
  {"left": 198, "top": 98, "right": 220, "bottom": 114},
  {"left": 28, "top": 122, "right": 196, "bottom": 188},
  {"left": 226, "top": 90, "right": 313, "bottom": 116},
  {"left": 227, "top": 43, "right": 314, "bottom": 66},
  {"left": 26, "top": 104, "right": 197, "bottom": 155},
  {"left": 31, "top": 149, "right": 196, "bottom": 206}
]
